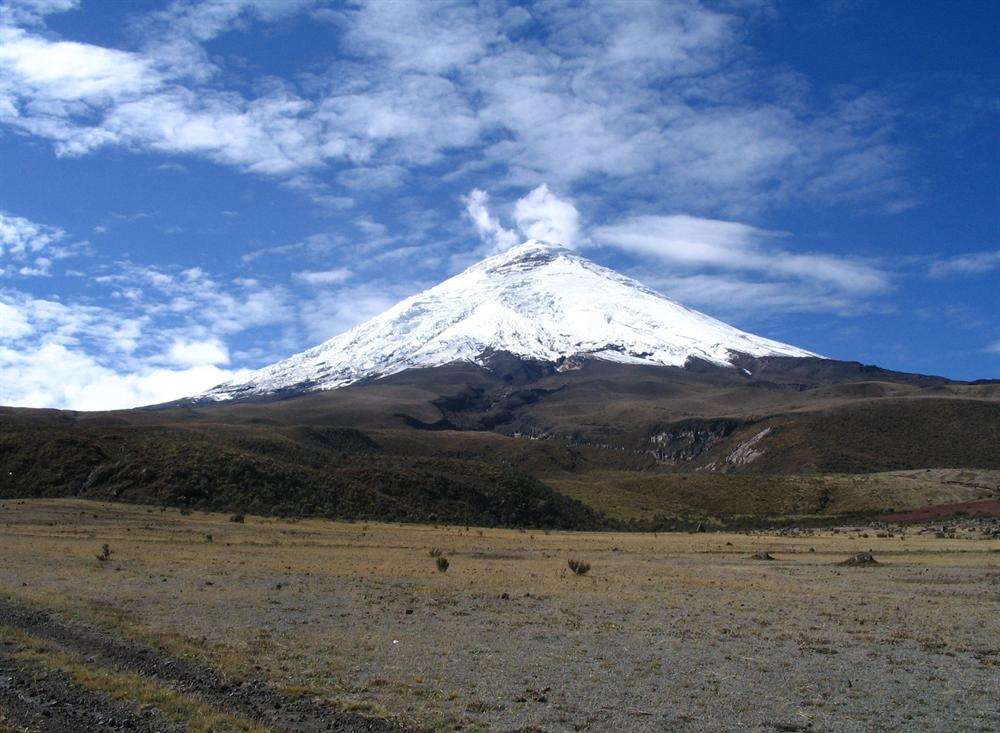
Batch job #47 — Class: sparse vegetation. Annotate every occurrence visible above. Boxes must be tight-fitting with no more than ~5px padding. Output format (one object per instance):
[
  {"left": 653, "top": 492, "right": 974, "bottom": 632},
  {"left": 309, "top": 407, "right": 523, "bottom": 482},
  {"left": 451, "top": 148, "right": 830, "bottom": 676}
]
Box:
[{"left": 1, "top": 499, "right": 997, "bottom": 732}]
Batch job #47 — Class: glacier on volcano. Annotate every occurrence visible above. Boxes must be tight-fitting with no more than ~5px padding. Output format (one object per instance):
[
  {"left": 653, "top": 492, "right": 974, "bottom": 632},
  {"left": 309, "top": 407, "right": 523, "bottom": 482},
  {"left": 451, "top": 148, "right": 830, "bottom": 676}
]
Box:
[{"left": 200, "top": 240, "right": 818, "bottom": 400}]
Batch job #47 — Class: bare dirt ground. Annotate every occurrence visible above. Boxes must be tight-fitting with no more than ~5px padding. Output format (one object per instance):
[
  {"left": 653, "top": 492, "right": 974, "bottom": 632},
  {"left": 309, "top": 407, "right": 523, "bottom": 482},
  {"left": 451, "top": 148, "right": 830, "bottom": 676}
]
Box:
[{"left": 0, "top": 499, "right": 997, "bottom": 732}]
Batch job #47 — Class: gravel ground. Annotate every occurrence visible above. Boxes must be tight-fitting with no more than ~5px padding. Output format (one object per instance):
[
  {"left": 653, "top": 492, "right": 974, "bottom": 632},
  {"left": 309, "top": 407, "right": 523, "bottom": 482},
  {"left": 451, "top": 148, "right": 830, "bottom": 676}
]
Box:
[{"left": 1, "top": 499, "right": 998, "bottom": 732}]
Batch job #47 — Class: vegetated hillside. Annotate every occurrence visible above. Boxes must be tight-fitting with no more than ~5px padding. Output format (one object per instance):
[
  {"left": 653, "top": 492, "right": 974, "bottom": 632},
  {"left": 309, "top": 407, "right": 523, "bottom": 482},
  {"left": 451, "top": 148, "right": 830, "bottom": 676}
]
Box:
[
  {"left": 0, "top": 417, "right": 603, "bottom": 529},
  {"left": 743, "top": 399, "right": 1000, "bottom": 474},
  {"left": 2, "top": 355, "right": 998, "bottom": 526},
  {"left": 542, "top": 469, "right": 1000, "bottom": 523}
]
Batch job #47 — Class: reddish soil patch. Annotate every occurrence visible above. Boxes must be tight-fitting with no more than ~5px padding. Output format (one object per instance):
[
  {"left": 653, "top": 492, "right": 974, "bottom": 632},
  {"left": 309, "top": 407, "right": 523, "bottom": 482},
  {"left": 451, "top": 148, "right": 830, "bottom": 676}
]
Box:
[{"left": 879, "top": 499, "right": 1000, "bottom": 523}]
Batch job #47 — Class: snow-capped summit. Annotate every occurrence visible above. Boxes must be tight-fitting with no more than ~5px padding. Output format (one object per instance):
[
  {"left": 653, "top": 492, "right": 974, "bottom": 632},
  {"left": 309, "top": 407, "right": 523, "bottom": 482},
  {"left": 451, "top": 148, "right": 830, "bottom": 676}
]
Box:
[{"left": 201, "top": 240, "right": 819, "bottom": 400}]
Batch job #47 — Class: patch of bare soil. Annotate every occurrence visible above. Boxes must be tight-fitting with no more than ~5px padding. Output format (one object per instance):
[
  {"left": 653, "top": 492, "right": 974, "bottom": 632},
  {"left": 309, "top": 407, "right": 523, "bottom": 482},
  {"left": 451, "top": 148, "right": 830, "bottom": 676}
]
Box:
[{"left": 0, "top": 597, "right": 403, "bottom": 732}]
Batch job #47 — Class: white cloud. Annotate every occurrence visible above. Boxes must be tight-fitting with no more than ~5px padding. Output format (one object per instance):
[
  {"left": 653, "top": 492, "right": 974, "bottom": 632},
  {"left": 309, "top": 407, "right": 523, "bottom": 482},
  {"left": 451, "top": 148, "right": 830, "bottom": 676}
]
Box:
[
  {"left": 986, "top": 340, "right": 1000, "bottom": 354},
  {"left": 463, "top": 188, "right": 518, "bottom": 252},
  {"left": 293, "top": 268, "right": 352, "bottom": 285},
  {"left": 0, "top": 298, "right": 32, "bottom": 338},
  {"left": 337, "top": 165, "right": 409, "bottom": 190},
  {"left": 458, "top": 186, "right": 887, "bottom": 315},
  {"left": 0, "top": 289, "right": 248, "bottom": 409},
  {"left": 242, "top": 232, "right": 339, "bottom": 263},
  {"left": 928, "top": 250, "right": 1000, "bottom": 278},
  {"left": 0, "top": 256, "right": 300, "bottom": 409},
  {"left": 340, "top": 1, "right": 495, "bottom": 75},
  {"left": 0, "top": 26, "right": 155, "bottom": 101},
  {"left": 166, "top": 337, "right": 229, "bottom": 367},
  {"left": 592, "top": 214, "right": 764, "bottom": 267},
  {"left": 592, "top": 214, "right": 888, "bottom": 295},
  {"left": 0, "top": 341, "right": 250, "bottom": 409},
  {"left": 0, "top": 210, "right": 89, "bottom": 277},
  {"left": 0, "top": 210, "right": 64, "bottom": 257},
  {"left": 513, "top": 184, "right": 581, "bottom": 246},
  {"left": 0, "top": 0, "right": 79, "bottom": 26},
  {"left": 641, "top": 272, "right": 873, "bottom": 318},
  {"left": 0, "top": 1, "right": 911, "bottom": 213},
  {"left": 297, "top": 283, "right": 400, "bottom": 343},
  {"left": 465, "top": 183, "right": 581, "bottom": 251},
  {"left": 100, "top": 263, "right": 295, "bottom": 335}
]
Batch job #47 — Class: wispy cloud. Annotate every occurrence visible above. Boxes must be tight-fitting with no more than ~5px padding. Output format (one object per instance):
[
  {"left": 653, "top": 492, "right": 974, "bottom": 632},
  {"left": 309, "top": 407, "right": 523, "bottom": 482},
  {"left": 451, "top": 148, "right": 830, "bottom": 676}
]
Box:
[
  {"left": 639, "top": 272, "right": 887, "bottom": 320},
  {"left": 0, "top": 0, "right": 911, "bottom": 214},
  {"left": 1, "top": 210, "right": 65, "bottom": 257},
  {"left": 927, "top": 250, "right": 1000, "bottom": 278},
  {"left": 463, "top": 188, "right": 519, "bottom": 253},
  {"left": 0, "top": 258, "right": 296, "bottom": 408},
  {"left": 592, "top": 214, "right": 889, "bottom": 295},
  {"left": 0, "top": 210, "right": 88, "bottom": 276},
  {"left": 467, "top": 187, "right": 890, "bottom": 316},
  {"left": 296, "top": 282, "right": 403, "bottom": 344},
  {"left": 293, "top": 268, "right": 352, "bottom": 285}
]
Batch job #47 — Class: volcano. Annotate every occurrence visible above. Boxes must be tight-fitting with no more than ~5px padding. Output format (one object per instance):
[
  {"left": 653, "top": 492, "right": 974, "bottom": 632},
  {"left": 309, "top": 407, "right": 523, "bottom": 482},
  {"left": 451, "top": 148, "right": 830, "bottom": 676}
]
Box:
[{"left": 202, "top": 240, "right": 817, "bottom": 401}]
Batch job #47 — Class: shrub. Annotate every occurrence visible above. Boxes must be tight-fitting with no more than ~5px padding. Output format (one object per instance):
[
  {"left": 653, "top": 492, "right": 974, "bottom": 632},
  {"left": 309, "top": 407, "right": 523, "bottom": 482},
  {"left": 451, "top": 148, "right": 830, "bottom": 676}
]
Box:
[
  {"left": 435, "top": 556, "right": 449, "bottom": 572},
  {"left": 96, "top": 544, "right": 112, "bottom": 562},
  {"left": 567, "top": 558, "right": 590, "bottom": 576},
  {"left": 230, "top": 514, "right": 245, "bottom": 523},
  {"left": 428, "top": 547, "right": 444, "bottom": 558}
]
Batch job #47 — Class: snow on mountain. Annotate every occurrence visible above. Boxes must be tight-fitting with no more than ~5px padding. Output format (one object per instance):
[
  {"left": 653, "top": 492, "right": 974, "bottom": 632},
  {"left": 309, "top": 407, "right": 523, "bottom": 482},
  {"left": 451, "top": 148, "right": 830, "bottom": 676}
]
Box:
[{"left": 200, "top": 241, "right": 819, "bottom": 400}]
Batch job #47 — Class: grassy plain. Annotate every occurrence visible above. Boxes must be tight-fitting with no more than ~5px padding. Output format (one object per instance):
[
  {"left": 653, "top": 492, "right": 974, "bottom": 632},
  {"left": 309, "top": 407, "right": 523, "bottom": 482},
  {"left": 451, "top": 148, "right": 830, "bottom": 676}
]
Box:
[{"left": 1, "top": 499, "right": 998, "bottom": 731}]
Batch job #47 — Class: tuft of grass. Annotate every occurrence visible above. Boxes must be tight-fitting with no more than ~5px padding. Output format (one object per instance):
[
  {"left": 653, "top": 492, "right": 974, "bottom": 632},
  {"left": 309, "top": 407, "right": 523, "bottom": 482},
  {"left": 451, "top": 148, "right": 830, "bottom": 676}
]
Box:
[
  {"left": 567, "top": 558, "right": 590, "bottom": 576},
  {"left": 428, "top": 547, "right": 444, "bottom": 558},
  {"left": 96, "top": 543, "right": 112, "bottom": 562},
  {"left": 229, "top": 514, "right": 245, "bottom": 524},
  {"left": 435, "top": 556, "right": 449, "bottom": 573}
]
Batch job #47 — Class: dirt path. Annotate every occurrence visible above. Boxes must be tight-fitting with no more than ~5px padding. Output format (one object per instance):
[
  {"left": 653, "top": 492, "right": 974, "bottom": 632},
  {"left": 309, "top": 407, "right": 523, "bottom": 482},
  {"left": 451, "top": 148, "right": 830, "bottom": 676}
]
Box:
[
  {"left": 0, "top": 647, "right": 185, "bottom": 732},
  {"left": 0, "top": 597, "right": 404, "bottom": 733}
]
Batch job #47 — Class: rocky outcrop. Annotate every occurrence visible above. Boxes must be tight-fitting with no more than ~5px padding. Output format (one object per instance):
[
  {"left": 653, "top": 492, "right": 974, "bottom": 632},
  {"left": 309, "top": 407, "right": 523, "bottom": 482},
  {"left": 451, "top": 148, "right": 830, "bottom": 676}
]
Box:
[
  {"left": 647, "top": 419, "right": 741, "bottom": 462},
  {"left": 726, "top": 427, "right": 773, "bottom": 467}
]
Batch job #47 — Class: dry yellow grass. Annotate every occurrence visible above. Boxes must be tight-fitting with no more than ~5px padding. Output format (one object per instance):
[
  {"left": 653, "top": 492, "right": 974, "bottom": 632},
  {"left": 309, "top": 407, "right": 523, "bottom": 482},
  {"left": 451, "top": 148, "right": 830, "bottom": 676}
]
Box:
[{"left": 1, "top": 498, "right": 998, "bottom": 731}]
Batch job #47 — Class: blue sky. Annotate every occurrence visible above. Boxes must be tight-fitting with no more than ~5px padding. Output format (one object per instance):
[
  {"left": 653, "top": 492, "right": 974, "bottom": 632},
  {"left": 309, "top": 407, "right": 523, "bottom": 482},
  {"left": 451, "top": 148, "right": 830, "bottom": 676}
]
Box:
[{"left": 0, "top": 0, "right": 997, "bottom": 409}]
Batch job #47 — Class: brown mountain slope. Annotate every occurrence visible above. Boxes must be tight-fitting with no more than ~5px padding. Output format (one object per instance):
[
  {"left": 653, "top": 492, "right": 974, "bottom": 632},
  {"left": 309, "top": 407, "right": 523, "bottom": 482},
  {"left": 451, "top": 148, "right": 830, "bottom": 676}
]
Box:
[{"left": 2, "top": 355, "right": 998, "bottom": 524}]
